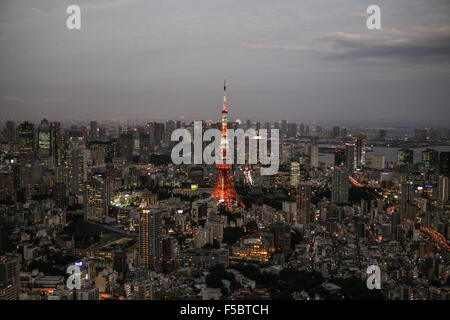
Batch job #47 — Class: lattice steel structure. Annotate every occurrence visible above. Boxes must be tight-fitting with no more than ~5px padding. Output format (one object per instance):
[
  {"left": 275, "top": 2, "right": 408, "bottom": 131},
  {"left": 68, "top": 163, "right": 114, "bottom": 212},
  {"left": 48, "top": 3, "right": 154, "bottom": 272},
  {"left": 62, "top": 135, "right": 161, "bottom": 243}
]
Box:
[{"left": 211, "top": 79, "right": 245, "bottom": 212}]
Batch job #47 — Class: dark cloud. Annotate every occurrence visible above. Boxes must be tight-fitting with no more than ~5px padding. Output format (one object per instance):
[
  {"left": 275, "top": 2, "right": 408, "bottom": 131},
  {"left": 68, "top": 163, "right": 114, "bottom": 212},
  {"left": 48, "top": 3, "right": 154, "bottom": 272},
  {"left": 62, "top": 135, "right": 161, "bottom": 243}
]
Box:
[
  {"left": 319, "top": 27, "right": 450, "bottom": 61},
  {"left": 241, "top": 43, "right": 316, "bottom": 53}
]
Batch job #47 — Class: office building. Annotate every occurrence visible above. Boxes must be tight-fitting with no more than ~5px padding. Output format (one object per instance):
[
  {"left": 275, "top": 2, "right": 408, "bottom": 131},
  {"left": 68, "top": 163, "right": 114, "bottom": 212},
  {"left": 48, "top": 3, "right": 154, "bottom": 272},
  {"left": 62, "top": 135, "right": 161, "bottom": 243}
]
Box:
[
  {"left": 422, "top": 148, "right": 439, "bottom": 172},
  {"left": 332, "top": 168, "right": 349, "bottom": 203}
]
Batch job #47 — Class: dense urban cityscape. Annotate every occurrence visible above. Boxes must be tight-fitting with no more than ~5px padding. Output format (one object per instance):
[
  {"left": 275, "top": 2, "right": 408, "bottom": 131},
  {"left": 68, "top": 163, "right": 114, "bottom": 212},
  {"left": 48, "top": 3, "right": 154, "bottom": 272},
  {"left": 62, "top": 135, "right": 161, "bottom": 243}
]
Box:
[
  {"left": 0, "top": 104, "right": 449, "bottom": 300},
  {"left": 1, "top": 0, "right": 449, "bottom": 309}
]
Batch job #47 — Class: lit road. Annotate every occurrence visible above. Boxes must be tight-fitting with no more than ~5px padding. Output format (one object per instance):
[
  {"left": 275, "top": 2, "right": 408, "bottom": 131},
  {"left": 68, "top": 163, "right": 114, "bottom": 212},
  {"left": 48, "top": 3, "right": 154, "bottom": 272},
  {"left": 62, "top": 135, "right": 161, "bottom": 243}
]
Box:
[
  {"left": 348, "top": 176, "right": 364, "bottom": 188},
  {"left": 406, "top": 219, "right": 450, "bottom": 252}
]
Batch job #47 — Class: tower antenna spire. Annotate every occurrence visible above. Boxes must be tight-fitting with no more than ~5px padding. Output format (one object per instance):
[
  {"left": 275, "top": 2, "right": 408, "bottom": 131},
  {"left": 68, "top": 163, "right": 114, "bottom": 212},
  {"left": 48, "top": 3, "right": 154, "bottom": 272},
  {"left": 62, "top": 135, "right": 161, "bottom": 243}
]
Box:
[{"left": 223, "top": 77, "right": 227, "bottom": 111}]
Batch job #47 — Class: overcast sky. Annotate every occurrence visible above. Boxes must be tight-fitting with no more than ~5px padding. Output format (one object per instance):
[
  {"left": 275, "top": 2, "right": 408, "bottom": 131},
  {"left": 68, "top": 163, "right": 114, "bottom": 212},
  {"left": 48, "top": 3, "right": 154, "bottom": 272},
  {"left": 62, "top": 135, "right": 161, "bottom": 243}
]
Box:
[{"left": 0, "top": 0, "right": 449, "bottom": 126}]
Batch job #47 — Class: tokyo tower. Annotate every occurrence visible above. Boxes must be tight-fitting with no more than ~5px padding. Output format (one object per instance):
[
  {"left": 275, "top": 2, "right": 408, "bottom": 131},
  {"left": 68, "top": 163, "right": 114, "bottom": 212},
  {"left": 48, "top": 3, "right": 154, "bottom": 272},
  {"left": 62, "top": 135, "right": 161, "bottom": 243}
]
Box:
[{"left": 211, "top": 79, "right": 245, "bottom": 212}]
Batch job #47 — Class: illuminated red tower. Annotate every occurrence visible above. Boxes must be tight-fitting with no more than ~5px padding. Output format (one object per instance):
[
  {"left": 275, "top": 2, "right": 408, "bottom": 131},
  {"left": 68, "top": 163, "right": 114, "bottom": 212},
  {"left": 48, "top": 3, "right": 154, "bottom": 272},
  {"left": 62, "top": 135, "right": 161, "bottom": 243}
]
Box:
[{"left": 211, "top": 79, "right": 245, "bottom": 212}]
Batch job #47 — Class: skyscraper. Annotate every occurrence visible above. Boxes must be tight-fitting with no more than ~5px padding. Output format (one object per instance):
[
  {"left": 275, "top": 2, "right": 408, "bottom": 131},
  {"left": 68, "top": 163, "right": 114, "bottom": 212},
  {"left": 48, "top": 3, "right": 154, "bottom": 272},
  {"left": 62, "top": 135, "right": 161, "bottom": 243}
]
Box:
[
  {"left": 288, "top": 123, "right": 297, "bottom": 138},
  {"left": 139, "top": 130, "right": 152, "bottom": 164},
  {"left": 5, "top": 121, "right": 16, "bottom": 145},
  {"left": 281, "top": 120, "right": 288, "bottom": 138},
  {"left": 331, "top": 167, "right": 349, "bottom": 203},
  {"left": 345, "top": 143, "right": 356, "bottom": 173},
  {"left": 113, "top": 250, "right": 129, "bottom": 281},
  {"left": 296, "top": 185, "right": 311, "bottom": 224},
  {"left": 290, "top": 162, "right": 300, "bottom": 187},
  {"left": 139, "top": 209, "right": 162, "bottom": 271},
  {"left": 89, "top": 120, "right": 98, "bottom": 140},
  {"left": 438, "top": 175, "right": 448, "bottom": 202},
  {"left": 332, "top": 126, "right": 340, "bottom": 138},
  {"left": 400, "top": 182, "right": 415, "bottom": 209},
  {"left": 84, "top": 174, "right": 111, "bottom": 222},
  {"left": 151, "top": 122, "right": 165, "bottom": 147},
  {"left": 307, "top": 143, "right": 318, "bottom": 168},
  {"left": 440, "top": 152, "right": 450, "bottom": 177},
  {"left": 51, "top": 121, "right": 62, "bottom": 166},
  {"left": 305, "top": 125, "right": 310, "bottom": 136},
  {"left": 422, "top": 148, "right": 439, "bottom": 172},
  {"left": 391, "top": 211, "right": 401, "bottom": 241},
  {"left": 165, "top": 120, "right": 176, "bottom": 143},
  {"left": 334, "top": 148, "right": 346, "bottom": 167},
  {"left": 0, "top": 216, "right": 7, "bottom": 255},
  {"left": 355, "top": 135, "right": 366, "bottom": 169},
  {"left": 18, "top": 121, "right": 34, "bottom": 153},
  {"left": 67, "top": 137, "right": 87, "bottom": 196},
  {"left": 299, "top": 124, "right": 305, "bottom": 136},
  {"left": 340, "top": 127, "right": 348, "bottom": 138},
  {"left": 38, "top": 118, "right": 51, "bottom": 159},
  {"left": 272, "top": 222, "right": 291, "bottom": 257},
  {"left": 118, "top": 130, "right": 134, "bottom": 162}
]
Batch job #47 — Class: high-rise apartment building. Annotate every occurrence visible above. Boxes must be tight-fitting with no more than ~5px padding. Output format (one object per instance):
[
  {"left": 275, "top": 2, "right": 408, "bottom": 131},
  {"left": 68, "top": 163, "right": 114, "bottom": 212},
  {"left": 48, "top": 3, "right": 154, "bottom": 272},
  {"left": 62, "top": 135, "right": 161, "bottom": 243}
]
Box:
[
  {"left": 296, "top": 185, "right": 311, "bottom": 224},
  {"left": 307, "top": 143, "right": 318, "bottom": 168},
  {"left": 67, "top": 137, "right": 87, "bottom": 196},
  {"left": 84, "top": 174, "right": 111, "bottom": 222},
  {"left": 355, "top": 135, "right": 366, "bottom": 169},
  {"left": 139, "top": 209, "right": 162, "bottom": 271},
  {"left": 346, "top": 143, "right": 356, "bottom": 173}
]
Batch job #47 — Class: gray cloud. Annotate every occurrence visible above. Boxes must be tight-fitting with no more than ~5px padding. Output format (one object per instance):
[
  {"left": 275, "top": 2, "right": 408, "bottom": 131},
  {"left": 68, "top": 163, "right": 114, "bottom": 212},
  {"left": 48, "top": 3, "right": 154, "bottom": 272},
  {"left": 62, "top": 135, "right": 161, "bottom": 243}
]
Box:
[
  {"left": 241, "top": 43, "right": 317, "bottom": 53},
  {"left": 319, "top": 26, "right": 450, "bottom": 61},
  {"left": 349, "top": 12, "right": 368, "bottom": 20},
  {"left": 0, "top": 96, "right": 25, "bottom": 102}
]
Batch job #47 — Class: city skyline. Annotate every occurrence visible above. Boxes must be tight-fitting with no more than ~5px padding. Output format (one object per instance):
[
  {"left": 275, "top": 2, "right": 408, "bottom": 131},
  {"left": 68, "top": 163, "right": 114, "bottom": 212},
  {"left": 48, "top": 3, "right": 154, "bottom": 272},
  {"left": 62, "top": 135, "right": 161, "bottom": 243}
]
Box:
[
  {"left": 0, "top": 84, "right": 449, "bottom": 301},
  {"left": 0, "top": 0, "right": 449, "bottom": 305}
]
